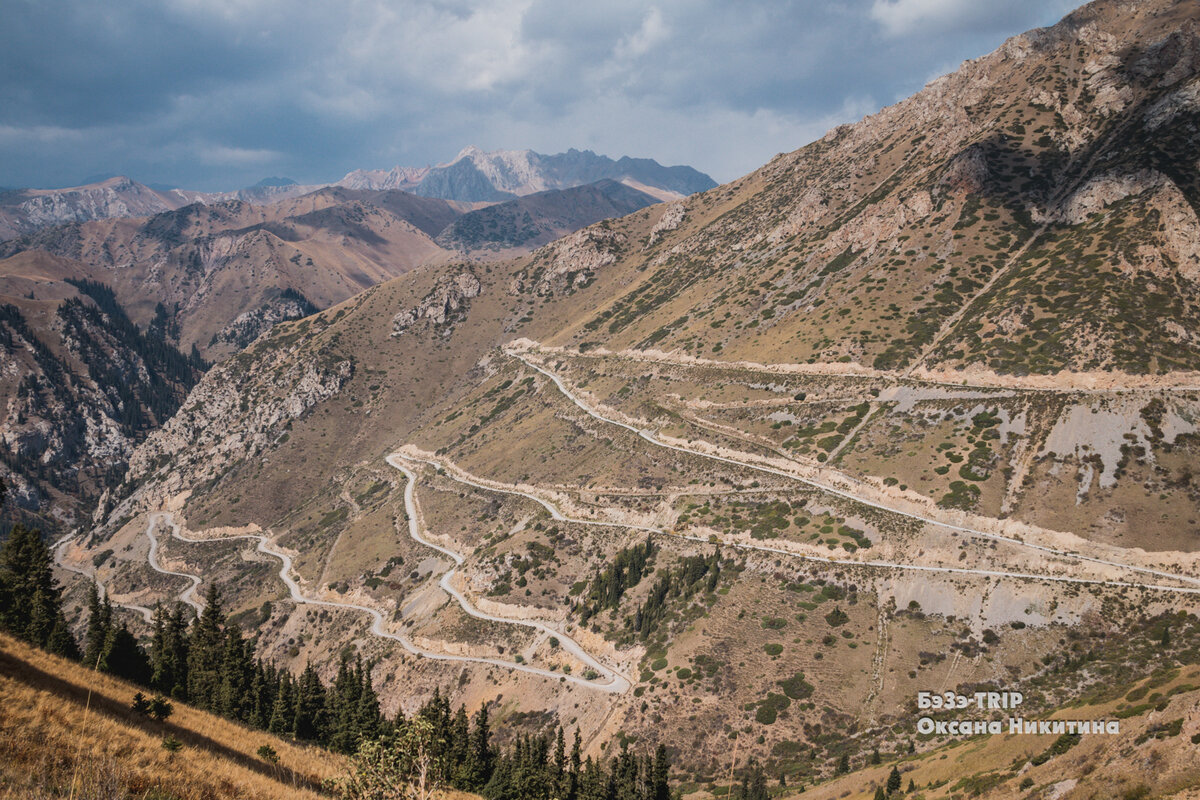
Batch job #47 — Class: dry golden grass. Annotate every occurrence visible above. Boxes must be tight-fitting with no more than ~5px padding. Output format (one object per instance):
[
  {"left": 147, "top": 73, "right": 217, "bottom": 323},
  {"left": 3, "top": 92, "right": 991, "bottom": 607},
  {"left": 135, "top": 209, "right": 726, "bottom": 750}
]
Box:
[{"left": 0, "top": 632, "right": 344, "bottom": 800}]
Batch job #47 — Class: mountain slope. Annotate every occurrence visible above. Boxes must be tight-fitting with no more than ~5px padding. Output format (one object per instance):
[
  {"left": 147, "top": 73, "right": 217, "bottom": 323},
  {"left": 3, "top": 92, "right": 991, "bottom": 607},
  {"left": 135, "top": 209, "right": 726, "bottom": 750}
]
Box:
[
  {"left": 0, "top": 632, "right": 343, "bottom": 800},
  {"left": 0, "top": 188, "right": 465, "bottom": 358},
  {"left": 436, "top": 179, "right": 661, "bottom": 253},
  {"left": 530, "top": 0, "right": 1200, "bottom": 377},
  {"left": 74, "top": 0, "right": 1200, "bottom": 786},
  {"left": 0, "top": 251, "right": 204, "bottom": 534},
  {"left": 0, "top": 177, "right": 187, "bottom": 241}
]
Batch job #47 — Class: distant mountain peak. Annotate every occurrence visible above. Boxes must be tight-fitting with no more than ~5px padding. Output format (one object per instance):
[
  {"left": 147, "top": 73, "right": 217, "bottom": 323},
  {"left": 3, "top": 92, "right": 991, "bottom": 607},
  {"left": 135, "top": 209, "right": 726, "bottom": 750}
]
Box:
[{"left": 336, "top": 146, "right": 716, "bottom": 203}]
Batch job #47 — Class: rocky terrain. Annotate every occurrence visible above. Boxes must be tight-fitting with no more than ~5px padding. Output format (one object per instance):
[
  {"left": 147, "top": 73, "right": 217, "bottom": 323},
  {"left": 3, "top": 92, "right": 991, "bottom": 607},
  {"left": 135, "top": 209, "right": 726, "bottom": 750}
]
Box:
[
  {"left": 46, "top": 0, "right": 1200, "bottom": 797},
  {"left": 0, "top": 252, "right": 203, "bottom": 532},
  {"left": 0, "top": 158, "right": 713, "bottom": 541},
  {"left": 0, "top": 148, "right": 715, "bottom": 242}
]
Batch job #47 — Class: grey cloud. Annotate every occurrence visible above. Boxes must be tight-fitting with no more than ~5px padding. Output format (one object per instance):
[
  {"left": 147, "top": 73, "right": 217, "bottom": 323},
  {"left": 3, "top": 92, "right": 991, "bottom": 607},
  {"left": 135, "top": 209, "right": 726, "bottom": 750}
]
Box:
[{"left": 0, "top": 0, "right": 1081, "bottom": 190}]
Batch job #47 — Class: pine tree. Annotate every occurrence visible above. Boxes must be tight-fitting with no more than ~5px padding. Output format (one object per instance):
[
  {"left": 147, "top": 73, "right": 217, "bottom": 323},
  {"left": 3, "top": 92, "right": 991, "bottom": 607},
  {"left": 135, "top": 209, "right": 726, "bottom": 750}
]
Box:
[
  {"left": 83, "top": 582, "right": 112, "bottom": 665},
  {"left": 187, "top": 584, "right": 225, "bottom": 709},
  {"left": 887, "top": 765, "right": 902, "bottom": 794},
  {"left": 268, "top": 671, "right": 294, "bottom": 736},
  {"left": 0, "top": 523, "right": 77, "bottom": 655},
  {"left": 217, "top": 623, "right": 252, "bottom": 720},
  {"left": 150, "top": 602, "right": 190, "bottom": 699},
  {"left": 98, "top": 621, "right": 152, "bottom": 685},
  {"left": 293, "top": 662, "right": 327, "bottom": 742},
  {"left": 354, "top": 663, "right": 383, "bottom": 742},
  {"left": 464, "top": 704, "right": 493, "bottom": 789},
  {"left": 651, "top": 744, "right": 670, "bottom": 800}
]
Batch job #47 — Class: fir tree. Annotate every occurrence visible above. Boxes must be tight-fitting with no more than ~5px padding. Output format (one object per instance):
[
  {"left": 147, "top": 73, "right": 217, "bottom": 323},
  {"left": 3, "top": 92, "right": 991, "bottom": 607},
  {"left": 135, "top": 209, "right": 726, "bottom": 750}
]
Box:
[
  {"left": 83, "top": 582, "right": 112, "bottom": 665},
  {"left": 98, "top": 621, "right": 152, "bottom": 685},
  {"left": 0, "top": 523, "right": 77, "bottom": 656},
  {"left": 186, "top": 584, "right": 225, "bottom": 710},
  {"left": 887, "top": 765, "right": 902, "bottom": 794}
]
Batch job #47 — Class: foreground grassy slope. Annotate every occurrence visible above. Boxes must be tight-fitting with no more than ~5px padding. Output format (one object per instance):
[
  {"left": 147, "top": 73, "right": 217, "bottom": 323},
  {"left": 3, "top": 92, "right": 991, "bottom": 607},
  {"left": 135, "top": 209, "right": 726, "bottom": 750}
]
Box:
[{"left": 0, "top": 632, "right": 342, "bottom": 800}]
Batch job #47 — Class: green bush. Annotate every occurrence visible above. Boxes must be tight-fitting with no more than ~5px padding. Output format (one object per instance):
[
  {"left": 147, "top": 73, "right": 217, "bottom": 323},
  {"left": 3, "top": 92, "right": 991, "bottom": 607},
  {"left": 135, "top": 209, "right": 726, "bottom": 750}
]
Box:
[{"left": 824, "top": 607, "right": 850, "bottom": 627}]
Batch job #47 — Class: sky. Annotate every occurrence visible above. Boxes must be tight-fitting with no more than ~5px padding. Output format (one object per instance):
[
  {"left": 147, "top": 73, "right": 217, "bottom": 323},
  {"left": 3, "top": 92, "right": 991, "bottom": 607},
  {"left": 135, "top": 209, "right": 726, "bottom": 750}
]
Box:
[{"left": 0, "top": 0, "right": 1082, "bottom": 191}]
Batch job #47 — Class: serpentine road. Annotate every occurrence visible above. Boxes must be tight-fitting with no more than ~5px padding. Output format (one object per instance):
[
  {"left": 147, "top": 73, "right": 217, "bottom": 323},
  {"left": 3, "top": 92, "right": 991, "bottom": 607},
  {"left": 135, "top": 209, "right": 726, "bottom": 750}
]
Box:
[
  {"left": 52, "top": 533, "right": 155, "bottom": 622},
  {"left": 139, "top": 460, "right": 629, "bottom": 694},
  {"left": 509, "top": 349, "right": 1200, "bottom": 592},
  {"left": 398, "top": 451, "right": 1200, "bottom": 596}
]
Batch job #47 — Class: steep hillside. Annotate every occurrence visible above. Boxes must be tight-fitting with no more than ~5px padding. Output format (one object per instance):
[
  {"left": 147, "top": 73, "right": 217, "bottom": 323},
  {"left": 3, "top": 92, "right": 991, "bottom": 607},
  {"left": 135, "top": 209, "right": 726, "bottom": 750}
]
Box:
[
  {"left": 0, "top": 254, "right": 204, "bottom": 533},
  {"left": 0, "top": 632, "right": 344, "bottom": 800},
  {"left": 521, "top": 0, "right": 1200, "bottom": 378},
  {"left": 72, "top": 0, "right": 1200, "bottom": 787}
]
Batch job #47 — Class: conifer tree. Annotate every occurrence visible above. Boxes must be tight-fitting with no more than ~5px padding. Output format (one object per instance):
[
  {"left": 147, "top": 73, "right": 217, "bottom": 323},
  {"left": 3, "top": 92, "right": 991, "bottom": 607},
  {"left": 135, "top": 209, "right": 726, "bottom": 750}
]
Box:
[
  {"left": 98, "top": 620, "right": 152, "bottom": 685},
  {"left": 268, "top": 671, "right": 294, "bottom": 736},
  {"left": 293, "top": 662, "right": 327, "bottom": 741},
  {"left": 83, "top": 582, "right": 112, "bottom": 665},
  {"left": 0, "top": 522, "right": 76, "bottom": 656},
  {"left": 187, "top": 584, "right": 225, "bottom": 709},
  {"left": 887, "top": 765, "right": 902, "bottom": 794}
]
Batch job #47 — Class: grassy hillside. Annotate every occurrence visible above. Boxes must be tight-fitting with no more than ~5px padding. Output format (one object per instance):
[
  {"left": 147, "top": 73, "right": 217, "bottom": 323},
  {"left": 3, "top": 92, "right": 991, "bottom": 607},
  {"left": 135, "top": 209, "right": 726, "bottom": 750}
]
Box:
[
  {"left": 0, "top": 632, "right": 342, "bottom": 800},
  {"left": 764, "top": 663, "right": 1200, "bottom": 800}
]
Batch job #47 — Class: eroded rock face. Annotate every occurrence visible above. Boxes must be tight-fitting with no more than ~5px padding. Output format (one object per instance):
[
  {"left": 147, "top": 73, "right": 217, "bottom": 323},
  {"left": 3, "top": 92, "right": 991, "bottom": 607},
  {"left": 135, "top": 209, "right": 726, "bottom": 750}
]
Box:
[
  {"left": 1051, "top": 169, "right": 1170, "bottom": 224},
  {"left": 512, "top": 227, "right": 627, "bottom": 298},
  {"left": 391, "top": 270, "right": 482, "bottom": 336},
  {"left": 648, "top": 202, "right": 686, "bottom": 245}
]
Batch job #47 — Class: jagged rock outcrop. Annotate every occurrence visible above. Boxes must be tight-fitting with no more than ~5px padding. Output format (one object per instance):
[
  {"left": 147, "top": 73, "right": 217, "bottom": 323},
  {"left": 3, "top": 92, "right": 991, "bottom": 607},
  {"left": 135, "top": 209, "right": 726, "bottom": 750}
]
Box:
[
  {"left": 391, "top": 270, "right": 482, "bottom": 335},
  {"left": 338, "top": 146, "right": 717, "bottom": 203},
  {"left": 511, "top": 227, "right": 627, "bottom": 298},
  {"left": 647, "top": 202, "right": 686, "bottom": 245}
]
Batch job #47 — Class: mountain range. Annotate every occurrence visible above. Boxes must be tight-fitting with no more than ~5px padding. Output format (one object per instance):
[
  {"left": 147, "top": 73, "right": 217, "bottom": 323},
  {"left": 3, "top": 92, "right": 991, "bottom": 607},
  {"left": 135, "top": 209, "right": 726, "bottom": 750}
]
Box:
[
  {"left": 18, "top": 0, "right": 1200, "bottom": 797},
  {"left": 0, "top": 151, "right": 697, "bottom": 540},
  {"left": 0, "top": 147, "right": 716, "bottom": 241}
]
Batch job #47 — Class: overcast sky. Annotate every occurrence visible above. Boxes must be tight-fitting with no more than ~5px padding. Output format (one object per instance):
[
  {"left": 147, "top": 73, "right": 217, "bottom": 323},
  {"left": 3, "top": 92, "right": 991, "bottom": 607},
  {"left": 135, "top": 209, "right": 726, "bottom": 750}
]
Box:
[{"left": 1, "top": 0, "right": 1083, "bottom": 191}]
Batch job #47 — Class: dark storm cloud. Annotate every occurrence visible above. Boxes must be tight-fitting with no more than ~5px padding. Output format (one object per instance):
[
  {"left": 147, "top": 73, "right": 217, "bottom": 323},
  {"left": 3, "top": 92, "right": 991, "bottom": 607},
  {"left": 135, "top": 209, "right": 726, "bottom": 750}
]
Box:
[{"left": 0, "top": 0, "right": 1080, "bottom": 191}]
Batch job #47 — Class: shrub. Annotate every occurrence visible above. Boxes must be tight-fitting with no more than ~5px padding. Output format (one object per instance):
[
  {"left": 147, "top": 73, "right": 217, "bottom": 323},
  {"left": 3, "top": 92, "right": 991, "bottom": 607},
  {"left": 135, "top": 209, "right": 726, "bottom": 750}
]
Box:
[{"left": 825, "top": 607, "right": 850, "bottom": 627}]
